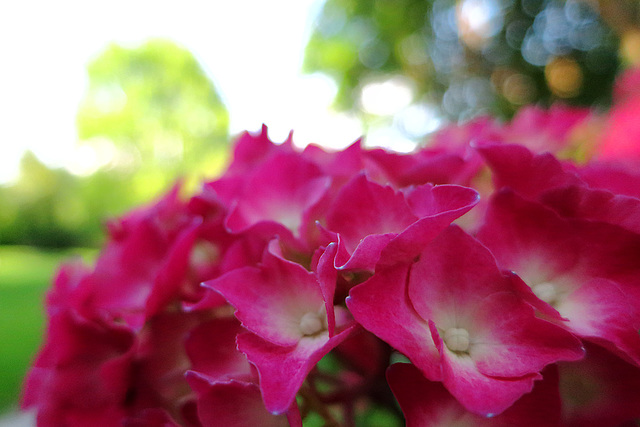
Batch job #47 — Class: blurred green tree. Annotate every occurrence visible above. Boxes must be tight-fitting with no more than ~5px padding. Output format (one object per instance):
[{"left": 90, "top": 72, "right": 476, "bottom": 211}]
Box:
[
  {"left": 0, "top": 153, "right": 85, "bottom": 247},
  {"left": 0, "top": 39, "right": 229, "bottom": 248},
  {"left": 77, "top": 38, "right": 230, "bottom": 199},
  {"left": 304, "top": 0, "right": 638, "bottom": 138}
]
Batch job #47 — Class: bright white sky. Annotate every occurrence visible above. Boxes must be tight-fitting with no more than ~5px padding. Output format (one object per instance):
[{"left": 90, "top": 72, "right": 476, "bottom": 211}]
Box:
[{"left": 0, "top": 0, "right": 372, "bottom": 183}]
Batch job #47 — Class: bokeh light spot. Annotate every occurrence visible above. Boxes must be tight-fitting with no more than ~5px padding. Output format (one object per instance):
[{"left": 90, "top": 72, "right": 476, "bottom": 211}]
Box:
[
  {"left": 545, "top": 56, "right": 583, "bottom": 98},
  {"left": 456, "top": 0, "right": 503, "bottom": 50},
  {"left": 503, "top": 72, "right": 537, "bottom": 105},
  {"left": 621, "top": 29, "right": 640, "bottom": 65},
  {"left": 360, "top": 76, "right": 414, "bottom": 116}
]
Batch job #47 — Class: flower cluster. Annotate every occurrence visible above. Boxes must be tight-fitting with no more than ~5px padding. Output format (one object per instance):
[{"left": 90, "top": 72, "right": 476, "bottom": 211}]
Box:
[{"left": 23, "top": 68, "right": 640, "bottom": 426}]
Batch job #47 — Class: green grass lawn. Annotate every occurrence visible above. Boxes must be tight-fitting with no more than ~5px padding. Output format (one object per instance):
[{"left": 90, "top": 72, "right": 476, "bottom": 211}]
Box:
[{"left": 0, "top": 246, "right": 96, "bottom": 414}]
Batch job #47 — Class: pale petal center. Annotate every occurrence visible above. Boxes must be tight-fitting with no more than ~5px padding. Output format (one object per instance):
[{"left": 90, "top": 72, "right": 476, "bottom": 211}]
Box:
[
  {"left": 190, "top": 241, "right": 220, "bottom": 269},
  {"left": 299, "top": 311, "right": 326, "bottom": 336},
  {"left": 443, "top": 327, "right": 470, "bottom": 353},
  {"left": 532, "top": 282, "right": 558, "bottom": 306}
]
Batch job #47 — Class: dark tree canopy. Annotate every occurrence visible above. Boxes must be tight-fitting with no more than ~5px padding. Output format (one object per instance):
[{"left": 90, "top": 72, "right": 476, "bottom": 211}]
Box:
[{"left": 305, "top": 0, "right": 638, "bottom": 135}]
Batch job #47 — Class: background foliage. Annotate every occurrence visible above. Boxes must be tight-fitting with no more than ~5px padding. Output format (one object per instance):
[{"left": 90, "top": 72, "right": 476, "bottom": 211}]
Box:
[
  {"left": 305, "top": 0, "right": 638, "bottom": 138},
  {"left": 0, "top": 39, "right": 229, "bottom": 249}
]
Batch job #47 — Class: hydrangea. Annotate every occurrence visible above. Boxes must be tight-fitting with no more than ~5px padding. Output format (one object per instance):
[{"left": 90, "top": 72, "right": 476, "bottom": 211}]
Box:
[{"left": 22, "top": 68, "right": 640, "bottom": 426}]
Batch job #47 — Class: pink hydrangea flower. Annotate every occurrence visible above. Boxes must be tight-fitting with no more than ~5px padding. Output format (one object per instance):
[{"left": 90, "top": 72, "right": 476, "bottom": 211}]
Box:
[
  {"left": 347, "top": 225, "right": 584, "bottom": 415},
  {"left": 21, "top": 86, "right": 640, "bottom": 425},
  {"left": 204, "top": 241, "right": 359, "bottom": 414},
  {"left": 478, "top": 190, "right": 640, "bottom": 366}
]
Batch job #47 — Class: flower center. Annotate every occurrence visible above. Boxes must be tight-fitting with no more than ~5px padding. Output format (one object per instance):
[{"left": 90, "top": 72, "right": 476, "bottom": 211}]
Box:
[
  {"left": 532, "top": 282, "right": 558, "bottom": 306},
  {"left": 299, "top": 311, "right": 326, "bottom": 336},
  {"left": 190, "top": 241, "right": 220, "bottom": 269},
  {"left": 443, "top": 327, "right": 470, "bottom": 353}
]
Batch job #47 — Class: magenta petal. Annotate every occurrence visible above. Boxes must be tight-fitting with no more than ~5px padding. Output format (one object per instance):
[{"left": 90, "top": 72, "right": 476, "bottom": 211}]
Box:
[
  {"left": 203, "top": 249, "right": 325, "bottom": 346},
  {"left": 237, "top": 323, "right": 358, "bottom": 414},
  {"left": 186, "top": 373, "right": 291, "bottom": 427},
  {"left": 502, "top": 104, "right": 591, "bottom": 153},
  {"left": 315, "top": 242, "right": 338, "bottom": 336},
  {"left": 430, "top": 320, "right": 540, "bottom": 417},
  {"left": 407, "top": 225, "right": 514, "bottom": 320},
  {"left": 387, "top": 363, "right": 562, "bottom": 427},
  {"left": 476, "top": 143, "right": 582, "bottom": 198},
  {"left": 347, "top": 264, "right": 442, "bottom": 381},
  {"left": 38, "top": 406, "right": 126, "bottom": 427},
  {"left": 387, "top": 363, "right": 463, "bottom": 427},
  {"left": 326, "top": 174, "right": 418, "bottom": 254},
  {"left": 335, "top": 233, "right": 395, "bottom": 271},
  {"left": 477, "top": 190, "right": 581, "bottom": 282},
  {"left": 505, "top": 271, "right": 566, "bottom": 321},
  {"left": 145, "top": 219, "right": 201, "bottom": 318},
  {"left": 87, "top": 184, "right": 191, "bottom": 328},
  {"left": 469, "top": 291, "right": 584, "bottom": 378},
  {"left": 599, "top": 94, "right": 640, "bottom": 162},
  {"left": 206, "top": 175, "right": 245, "bottom": 208},
  {"left": 204, "top": 266, "right": 298, "bottom": 345},
  {"left": 403, "top": 183, "right": 479, "bottom": 218},
  {"left": 328, "top": 176, "right": 478, "bottom": 271},
  {"left": 378, "top": 187, "right": 479, "bottom": 268},
  {"left": 22, "top": 310, "right": 134, "bottom": 422},
  {"left": 363, "top": 146, "right": 474, "bottom": 187},
  {"left": 45, "top": 260, "right": 91, "bottom": 313},
  {"left": 185, "top": 317, "right": 254, "bottom": 383},
  {"left": 560, "top": 278, "right": 640, "bottom": 365},
  {"left": 302, "top": 138, "right": 364, "bottom": 182},
  {"left": 578, "top": 161, "right": 640, "bottom": 199},
  {"left": 225, "top": 124, "right": 294, "bottom": 176},
  {"left": 224, "top": 152, "right": 331, "bottom": 236},
  {"left": 542, "top": 185, "right": 640, "bottom": 235}
]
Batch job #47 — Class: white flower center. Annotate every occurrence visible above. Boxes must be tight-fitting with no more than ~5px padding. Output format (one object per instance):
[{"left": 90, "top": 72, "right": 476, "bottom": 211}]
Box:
[
  {"left": 190, "top": 241, "right": 220, "bottom": 268},
  {"left": 299, "top": 311, "right": 326, "bottom": 336},
  {"left": 532, "top": 282, "right": 558, "bottom": 306},
  {"left": 443, "top": 327, "right": 470, "bottom": 353}
]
